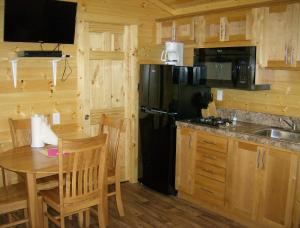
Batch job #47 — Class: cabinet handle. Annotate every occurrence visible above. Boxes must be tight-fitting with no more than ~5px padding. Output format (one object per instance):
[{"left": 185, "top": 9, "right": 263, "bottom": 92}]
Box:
[
  {"left": 219, "top": 23, "right": 223, "bottom": 41},
  {"left": 261, "top": 149, "right": 266, "bottom": 169},
  {"left": 285, "top": 46, "right": 288, "bottom": 65},
  {"left": 291, "top": 47, "right": 294, "bottom": 65},
  {"left": 223, "top": 23, "right": 226, "bottom": 40},
  {"left": 200, "top": 187, "right": 213, "bottom": 194},
  {"left": 188, "top": 135, "right": 192, "bottom": 148},
  {"left": 256, "top": 148, "right": 261, "bottom": 169},
  {"left": 203, "top": 140, "right": 216, "bottom": 145},
  {"left": 203, "top": 154, "right": 217, "bottom": 160}
]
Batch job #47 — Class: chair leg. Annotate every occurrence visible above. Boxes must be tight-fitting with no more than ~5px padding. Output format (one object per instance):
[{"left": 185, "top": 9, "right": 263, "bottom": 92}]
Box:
[
  {"left": 115, "top": 181, "right": 124, "bottom": 216},
  {"left": 37, "top": 195, "right": 44, "bottom": 226},
  {"left": 42, "top": 202, "right": 48, "bottom": 228},
  {"left": 24, "top": 209, "right": 29, "bottom": 228},
  {"left": 78, "top": 212, "right": 84, "bottom": 227},
  {"left": 60, "top": 215, "right": 65, "bottom": 228},
  {"left": 97, "top": 203, "right": 106, "bottom": 228},
  {"left": 8, "top": 213, "right": 13, "bottom": 224},
  {"left": 84, "top": 210, "right": 90, "bottom": 228}
]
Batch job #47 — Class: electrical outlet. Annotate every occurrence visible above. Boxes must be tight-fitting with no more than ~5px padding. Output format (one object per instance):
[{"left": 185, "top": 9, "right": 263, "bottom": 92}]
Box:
[
  {"left": 217, "top": 89, "right": 223, "bottom": 101},
  {"left": 52, "top": 112, "right": 60, "bottom": 125}
]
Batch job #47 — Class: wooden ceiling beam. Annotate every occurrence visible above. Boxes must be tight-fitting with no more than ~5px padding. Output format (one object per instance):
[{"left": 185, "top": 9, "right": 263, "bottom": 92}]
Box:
[{"left": 147, "top": 0, "right": 177, "bottom": 15}]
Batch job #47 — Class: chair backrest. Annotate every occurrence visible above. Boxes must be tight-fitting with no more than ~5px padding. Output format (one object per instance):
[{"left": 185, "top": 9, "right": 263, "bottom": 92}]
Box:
[
  {"left": 8, "top": 118, "right": 31, "bottom": 148},
  {"left": 98, "top": 115, "right": 124, "bottom": 174},
  {"left": 58, "top": 134, "right": 108, "bottom": 207}
]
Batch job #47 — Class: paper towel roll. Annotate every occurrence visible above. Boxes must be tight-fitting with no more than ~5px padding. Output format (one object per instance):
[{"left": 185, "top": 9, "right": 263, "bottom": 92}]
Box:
[
  {"left": 31, "top": 114, "right": 45, "bottom": 148},
  {"left": 40, "top": 121, "right": 58, "bottom": 146}
]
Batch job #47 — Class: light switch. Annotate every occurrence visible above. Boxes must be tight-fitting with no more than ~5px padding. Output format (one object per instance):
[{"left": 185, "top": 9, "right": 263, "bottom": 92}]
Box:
[
  {"left": 217, "top": 89, "right": 223, "bottom": 101},
  {"left": 52, "top": 112, "right": 60, "bottom": 125}
]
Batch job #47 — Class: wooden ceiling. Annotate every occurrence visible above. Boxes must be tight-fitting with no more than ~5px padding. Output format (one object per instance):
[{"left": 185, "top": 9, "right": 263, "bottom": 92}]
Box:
[
  {"left": 159, "top": 0, "right": 225, "bottom": 9},
  {"left": 148, "top": 0, "right": 288, "bottom": 17}
]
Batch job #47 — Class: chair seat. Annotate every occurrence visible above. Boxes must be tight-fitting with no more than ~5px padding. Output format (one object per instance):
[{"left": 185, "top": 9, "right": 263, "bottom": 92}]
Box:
[
  {"left": 41, "top": 187, "right": 101, "bottom": 216},
  {"left": 40, "top": 187, "right": 61, "bottom": 212},
  {"left": 37, "top": 175, "right": 59, "bottom": 191},
  {"left": 0, "top": 182, "right": 27, "bottom": 213}
]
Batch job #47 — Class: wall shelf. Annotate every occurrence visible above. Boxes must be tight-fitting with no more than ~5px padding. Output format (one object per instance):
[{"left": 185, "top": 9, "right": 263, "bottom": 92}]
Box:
[{"left": 10, "top": 55, "right": 70, "bottom": 88}]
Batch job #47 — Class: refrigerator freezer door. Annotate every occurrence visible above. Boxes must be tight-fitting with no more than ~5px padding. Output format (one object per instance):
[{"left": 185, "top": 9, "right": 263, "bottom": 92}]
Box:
[
  {"left": 139, "top": 111, "right": 176, "bottom": 194},
  {"left": 139, "top": 64, "right": 178, "bottom": 112}
]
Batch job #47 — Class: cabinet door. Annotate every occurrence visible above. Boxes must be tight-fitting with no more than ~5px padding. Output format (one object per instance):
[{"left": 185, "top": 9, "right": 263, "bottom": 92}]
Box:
[
  {"left": 156, "top": 20, "right": 174, "bottom": 44},
  {"left": 203, "top": 14, "right": 220, "bottom": 43},
  {"left": 296, "top": 4, "right": 300, "bottom": 68},
  {"left": 263, "top": 4, "right": 299, "bottom": 68},
  {"left": 226, "top": 10, "right": 252, "bottom": 42},
  {"left": 174, "top": 17, "right": 195, "bottom": 43},
  {"left": 259, "top": 148, "right": 298, "bottom": 228},
  {"left": 227, "top": 140, "right": 261, "bottom": 221},
  {"left": 175, "top": 128, "right": 196, "bottom": 195}
]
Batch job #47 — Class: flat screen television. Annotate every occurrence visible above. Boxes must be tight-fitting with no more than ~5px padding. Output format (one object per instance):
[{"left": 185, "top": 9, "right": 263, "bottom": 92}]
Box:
[{"left": 4, "top": 0, "right": 77, "bottom": 44}]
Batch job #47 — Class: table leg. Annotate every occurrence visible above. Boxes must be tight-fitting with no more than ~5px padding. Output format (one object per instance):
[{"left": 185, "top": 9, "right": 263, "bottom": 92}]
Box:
[{"left": 26, "top": 173, "right": 40, "bottom": 228}]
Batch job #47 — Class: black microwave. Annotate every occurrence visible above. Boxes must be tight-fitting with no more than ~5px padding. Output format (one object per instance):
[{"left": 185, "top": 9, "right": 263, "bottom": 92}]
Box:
[{"left": 194, "top": 46, "right": 270, "bottom": 90}]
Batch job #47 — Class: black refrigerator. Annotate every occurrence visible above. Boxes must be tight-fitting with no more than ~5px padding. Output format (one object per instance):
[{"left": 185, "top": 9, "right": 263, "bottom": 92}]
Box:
[{"left": 138, "top": 64, "right": 210, "bottom": 194}]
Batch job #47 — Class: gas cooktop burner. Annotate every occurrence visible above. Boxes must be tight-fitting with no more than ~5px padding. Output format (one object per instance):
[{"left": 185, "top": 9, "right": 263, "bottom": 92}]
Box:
[{"left": 187, "top": 116, "right": 232, "bottom": 127}]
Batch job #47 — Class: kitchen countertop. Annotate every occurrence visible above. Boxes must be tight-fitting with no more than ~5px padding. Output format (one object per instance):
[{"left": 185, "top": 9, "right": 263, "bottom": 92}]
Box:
[{"left": 176, "top": 120, "right": 300, "bottom": 153}]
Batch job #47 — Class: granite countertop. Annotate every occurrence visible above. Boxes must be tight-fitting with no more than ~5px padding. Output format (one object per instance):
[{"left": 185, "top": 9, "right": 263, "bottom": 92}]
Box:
[{"left": 176, "top": 120, "right": 300, "bottom": 153}]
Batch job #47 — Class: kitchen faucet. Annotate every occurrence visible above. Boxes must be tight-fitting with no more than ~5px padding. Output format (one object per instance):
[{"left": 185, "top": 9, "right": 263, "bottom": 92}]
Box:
[{"left": 279, "top": 118, "right": 297, "bottom": 131}]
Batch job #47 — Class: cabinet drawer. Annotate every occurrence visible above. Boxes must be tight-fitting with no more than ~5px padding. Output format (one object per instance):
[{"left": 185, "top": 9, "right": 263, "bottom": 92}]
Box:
[
  {"left": 197, "top": 132, "right": 228, "bottom": 153},
  {"left": 196, "top": 148, "right": 227, "bottom": 168},
  {"left": 194, "top": 183, "right": 225, "bottom": 207},
  {"left": 195, "top": 161, "right": 226, "bottom": 183},
  {"left": 195, "top": 174, "right": 225, "bottom": 195}
]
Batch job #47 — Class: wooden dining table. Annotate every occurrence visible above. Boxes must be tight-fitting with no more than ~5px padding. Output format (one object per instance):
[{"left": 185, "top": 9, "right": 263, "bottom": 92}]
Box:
[{"left": 0, "top": 142, "right": 108, "bottom": 228}]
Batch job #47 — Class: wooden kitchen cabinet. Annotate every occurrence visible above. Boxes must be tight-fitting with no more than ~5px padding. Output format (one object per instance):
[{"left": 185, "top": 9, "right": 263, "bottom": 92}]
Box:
[
  {"left": 176, "top": 127, "right": 298, "bottom": 227},
  {"left": 227, "top": 141, "right": 261, "bottom": 221},
  {"left": 157, "top": 20, "right": 174, "bottom": 43},
  {"left": 175, "top": 127, "right": 196, "bottom": 195},
  {"left": 201, "top": 9, "right": 252, "bottom": 44},
  {"left": 176, "top": 128, "right": 228, "bottom": 207},
  {"left": 259, "top": 147, "right": 298, "bottom": 227},
  {"left": 156, "top": 17, "right": 196, "bottom": 44},
  {"left": 293, "top": 158, "right": 300, "bottom": 228},
  {"left": 260, "top": 3, "right": 300, "bottom": 68},
  {"left": 228, "top": 139, "right": 298, "bottom": 227},
  {"left": 193, "top": 131, "right": 228, "bottom": 207}
]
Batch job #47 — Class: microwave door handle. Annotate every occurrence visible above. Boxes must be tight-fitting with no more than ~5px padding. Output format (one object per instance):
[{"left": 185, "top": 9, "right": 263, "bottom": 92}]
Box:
[{"left": 232, "top": 63, "right": 239, "bottom": 86}]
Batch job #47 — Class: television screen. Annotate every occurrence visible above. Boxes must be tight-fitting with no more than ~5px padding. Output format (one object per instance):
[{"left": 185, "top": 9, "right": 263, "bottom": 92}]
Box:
[{"left": 4, "top": 0, "right": 77, "bottom": 44}]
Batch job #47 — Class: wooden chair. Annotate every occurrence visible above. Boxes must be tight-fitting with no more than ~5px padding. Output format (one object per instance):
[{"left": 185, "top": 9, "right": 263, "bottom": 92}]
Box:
[
  {"left": 40, "top": 134, "right": 108, "bottom": 228},
  {"left": 0, "top": 172, "right": 29, "bottom": 227},
  {"left": 8, "top": 118, "right": 59, "bottom": 191},
  {"left": 99, "top": 114, "right": 125, "bottom": 216}
]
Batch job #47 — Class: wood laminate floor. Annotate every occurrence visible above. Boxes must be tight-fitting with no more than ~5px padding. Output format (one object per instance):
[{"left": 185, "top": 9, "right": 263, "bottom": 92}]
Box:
[
  {"left": 105, "top": 183, "right": 243, "bottom": 228},
  {"left": 1, "top": 183, "right": 244, "bottom": 227}
]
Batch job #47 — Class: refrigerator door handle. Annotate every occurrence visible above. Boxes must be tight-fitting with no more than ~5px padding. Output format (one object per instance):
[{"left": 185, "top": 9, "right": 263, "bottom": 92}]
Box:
[
  {"left": 149, "top": 108, "right": 168, "bottom": 115},
  {"left": 150, "top": 108, "right": 178, "bottom": 116}
]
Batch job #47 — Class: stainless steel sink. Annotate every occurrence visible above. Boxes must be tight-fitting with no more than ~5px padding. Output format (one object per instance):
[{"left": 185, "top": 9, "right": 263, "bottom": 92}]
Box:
[{"left": 253, "top": 128, "right": 300, "bottom": 142}]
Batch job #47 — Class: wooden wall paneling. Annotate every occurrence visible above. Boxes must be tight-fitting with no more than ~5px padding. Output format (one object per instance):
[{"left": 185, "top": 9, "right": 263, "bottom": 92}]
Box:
[
  {"left": 124, "top": 25, "right": 139, "bottom": 182},
  {"left": 111, "top": 60, "right": 125, "bottom": 108},
  {"left": 77, "top": 20, "right": 90, "bottom": 135}
]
